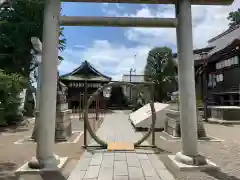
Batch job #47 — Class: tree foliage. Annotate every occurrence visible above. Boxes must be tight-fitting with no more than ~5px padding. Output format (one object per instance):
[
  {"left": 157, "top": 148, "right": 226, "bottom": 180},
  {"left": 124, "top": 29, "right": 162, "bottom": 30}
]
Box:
[
  {"left": 144, "top": 47, "right": 177, "bottom": 102},
  {"left": 227, "top": 8, "right": 240, "bottom": 28},
  {"left": 0, "top": 0, "right": 66, "bottom": 79},
  {"left": 0, "top": 0, "right": 66, "bottom": 121},
  {"left": 0, "top": 70, "right": 25, "bottom": 124}
]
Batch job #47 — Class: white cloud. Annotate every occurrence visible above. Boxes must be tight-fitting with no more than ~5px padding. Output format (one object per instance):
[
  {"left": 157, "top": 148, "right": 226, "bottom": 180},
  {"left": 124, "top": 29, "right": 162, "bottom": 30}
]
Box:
[
  {"left": 59, "top": 40, "right": 151, "bottom": 80},
  {"left": 60, "top": 1, "right": 239, "bottom": 80},
  {"left": 123, "top": 2, "right": 239, "bottom": 48},
  {"left": 58, "top": 59, "right": 79, "bottom": 75}
]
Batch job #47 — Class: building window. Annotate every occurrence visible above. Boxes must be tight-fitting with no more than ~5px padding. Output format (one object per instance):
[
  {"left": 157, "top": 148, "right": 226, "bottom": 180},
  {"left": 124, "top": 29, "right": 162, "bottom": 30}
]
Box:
[
  {"left": 216, "top": 56, "right": 239, "bottom": 70},
  {"left": 216, "top": 74, "right": 223, "bottom": 82},
  {"left": 208, "top": 73, "right": 217, "bottom": 88}
]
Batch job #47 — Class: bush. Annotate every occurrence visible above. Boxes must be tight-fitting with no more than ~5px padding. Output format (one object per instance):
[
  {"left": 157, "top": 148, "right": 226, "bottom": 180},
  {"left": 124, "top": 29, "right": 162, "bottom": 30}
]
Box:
[{"left": 0, "top": 70, "right": 25, "bottom": 125}]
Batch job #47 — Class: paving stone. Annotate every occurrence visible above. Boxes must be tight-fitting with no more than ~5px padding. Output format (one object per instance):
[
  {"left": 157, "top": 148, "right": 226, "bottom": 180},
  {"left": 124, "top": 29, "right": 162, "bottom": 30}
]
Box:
[
  {"left": 125, "top": 152, "right": 136, "bottom": 158},
  {"left": 90, "top": 154, "right": 103, "bottom": 166},
  {"left": 148, "top": 154, "right": 166, "bottom": 170},
  {"left": 128, "top": 166, "right": 145, "bottom": 180},
  {"left": 115, "top": 152, "right": 126, "bottom": 161},
  {"left": 98, "top": 166, "right": 113, "bottom": 180},
  {"left": 84, "top": 165, "right": 100, "bottom": 179},
  {"left": 104, "top": 152, "right": 115, "bottom": 156},
  {"left": 114, "top": 161, "right": 128, "bottom": 176},
  {"left": 102, "top": 154, "right": 114, "bottom": 167},
  {"left": 114, "top": 176, "right": 129, "bottom": 180},
  {"left": 136, "top": 153, "right": 149, "bottom": 160},
  {"left": 75, "top": 158, "right": 91, "bottom": 171},
  {"left": 139, "top": 159, "right": 158, "bottom": 177},
  {"left": 67, "top": 112, "right": 176, "bottom": 180},
  {"left": 157, "top": 169, "right": 175, "bottom": 180},
  {"left": 135, "top": 148, "right": 155, "bottom": 154},
  {"left": 126, "top": 155, "right": 141, "bottom": 167},
  {"left": 67, "top": 170, "right": 85, "bottom": 180},
  {"left": 145, "top": 177, "right": 162, "bottom": 180},
  {"left": 82, "top": 151, "right": 94, "bottom": 158}
]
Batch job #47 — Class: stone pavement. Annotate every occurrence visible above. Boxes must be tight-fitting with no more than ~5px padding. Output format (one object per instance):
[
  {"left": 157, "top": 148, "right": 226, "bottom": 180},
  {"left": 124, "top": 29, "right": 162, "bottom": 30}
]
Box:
[{"left": 68, "top": 110, "right": 175, "bottom": 180}]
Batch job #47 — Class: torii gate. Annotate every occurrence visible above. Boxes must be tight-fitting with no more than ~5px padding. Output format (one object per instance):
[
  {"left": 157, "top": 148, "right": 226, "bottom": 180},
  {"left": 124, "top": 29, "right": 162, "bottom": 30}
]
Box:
[{"left": 27, "top": 0, "right": 233, "bottom": 171}]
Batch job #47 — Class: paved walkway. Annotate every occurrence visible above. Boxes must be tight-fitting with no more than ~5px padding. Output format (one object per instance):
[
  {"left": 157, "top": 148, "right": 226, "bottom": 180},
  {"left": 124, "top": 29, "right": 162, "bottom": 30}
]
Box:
[{"left": 67, "top": 111, "right": 175, "bottom": 180}]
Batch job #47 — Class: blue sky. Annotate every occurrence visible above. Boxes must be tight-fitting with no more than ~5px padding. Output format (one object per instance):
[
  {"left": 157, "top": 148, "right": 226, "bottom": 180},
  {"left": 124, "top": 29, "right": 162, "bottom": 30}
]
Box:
[{"left": 58, "top": 1, "right": 239, "bottom": 80}]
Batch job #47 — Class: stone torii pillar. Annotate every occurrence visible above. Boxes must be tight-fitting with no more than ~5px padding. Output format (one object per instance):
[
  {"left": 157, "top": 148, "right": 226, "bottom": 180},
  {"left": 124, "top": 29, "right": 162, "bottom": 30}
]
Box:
[
  {"left": 173, "top": 0, "right": 206, "bottom": 166},
  {"left": 28, "top": 0, "right": 67, "bottom": 169}
]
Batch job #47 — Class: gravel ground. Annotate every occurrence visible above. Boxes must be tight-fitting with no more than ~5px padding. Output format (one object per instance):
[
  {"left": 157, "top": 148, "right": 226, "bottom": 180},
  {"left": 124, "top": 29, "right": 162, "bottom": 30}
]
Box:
[
  {"left": 0, "top": 116, "right": 102, "bottom": 180},
  {"left": 145, "top": 122, "right": 240, "bottom": 180}
]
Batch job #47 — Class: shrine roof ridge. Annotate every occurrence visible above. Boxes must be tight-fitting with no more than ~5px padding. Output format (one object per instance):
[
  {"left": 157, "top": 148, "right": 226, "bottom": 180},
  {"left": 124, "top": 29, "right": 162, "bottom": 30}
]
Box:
[{"left": 60, "top": 60, "right": 112, "bottom": 81}]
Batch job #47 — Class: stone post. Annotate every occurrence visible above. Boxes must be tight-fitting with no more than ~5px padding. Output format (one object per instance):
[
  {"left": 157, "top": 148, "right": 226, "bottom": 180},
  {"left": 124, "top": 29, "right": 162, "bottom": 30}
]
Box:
[
  {"left": 175, "top": 0, "right": 206, "bottom": 165},
  {"left": 29, "top": 0, "right": 61, "bottom": 169}
]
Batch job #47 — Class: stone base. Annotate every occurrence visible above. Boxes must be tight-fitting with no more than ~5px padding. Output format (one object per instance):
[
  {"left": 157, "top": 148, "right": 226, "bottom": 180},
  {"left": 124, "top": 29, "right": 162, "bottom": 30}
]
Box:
[
  {"left": 209, "top": 106, "right": 240, "bottom": 121},
  {"left": 164, "top": 109, "right": 207, "bottom": 138},
  {"left": 168, "top": 152, "right": 219, "bottom": 171},
  {"left": 208, "top": 118, "right": 240, "bottom": 125},
  {"left": 56, "top": 103, "right": 69, "bottom": 111},
  {"left": 31, "top": 109, "right": 72, "bottom": 142},
  {"left": 55, "top": 109, "right": 72, "bottom": 142},
  {"left": 15, "top": 155, "right": 68, "bottom": 175}
]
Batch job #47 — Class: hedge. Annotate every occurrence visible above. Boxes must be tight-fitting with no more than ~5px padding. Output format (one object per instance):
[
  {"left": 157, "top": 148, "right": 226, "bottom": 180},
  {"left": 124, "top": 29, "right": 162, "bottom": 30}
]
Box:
[{"left": 0, "top": 70, "right": 25, "bottom": 125}]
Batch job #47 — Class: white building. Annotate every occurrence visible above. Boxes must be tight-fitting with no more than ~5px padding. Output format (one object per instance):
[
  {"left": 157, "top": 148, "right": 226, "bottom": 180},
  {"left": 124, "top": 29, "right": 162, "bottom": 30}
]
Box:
[{"left": 122, "top": 74, "right": 151, "bottom": 102}]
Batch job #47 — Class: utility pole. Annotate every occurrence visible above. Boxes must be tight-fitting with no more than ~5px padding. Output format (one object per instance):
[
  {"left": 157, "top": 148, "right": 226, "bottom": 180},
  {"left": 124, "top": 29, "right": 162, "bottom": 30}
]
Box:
[
  {"left": 129, "top": 54, "right": 136, "bottom": 100},
  {"left": 129, "top": 68, "right": 136, "bottom": 100},
  {"left": 201, "top": 52, "right": 209, "bottom": 122}
]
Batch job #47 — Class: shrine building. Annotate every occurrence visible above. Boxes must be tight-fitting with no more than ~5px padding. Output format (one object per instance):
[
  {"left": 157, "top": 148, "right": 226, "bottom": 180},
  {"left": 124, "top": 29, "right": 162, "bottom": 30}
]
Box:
[
  {"left": 173, "top": 25, "right": 240, "bottom": 106},
  {"left": 60, "top": 60, "right": 112, "bottom": 109}
]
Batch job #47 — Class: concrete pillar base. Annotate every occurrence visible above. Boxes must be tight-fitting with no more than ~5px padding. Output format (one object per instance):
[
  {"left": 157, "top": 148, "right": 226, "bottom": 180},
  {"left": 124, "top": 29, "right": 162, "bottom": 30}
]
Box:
[
  {"left": 168, "top": 152, "right": 219, "bottom": 171},
  {"left": 175, "top": 152, "right": 207, "bottom": 166},
  {"left": 28, "top": 154, "right": 61, "bottom": 169},
  {"left": 15, "top": 155, "right": 68, "bottom": 176}
]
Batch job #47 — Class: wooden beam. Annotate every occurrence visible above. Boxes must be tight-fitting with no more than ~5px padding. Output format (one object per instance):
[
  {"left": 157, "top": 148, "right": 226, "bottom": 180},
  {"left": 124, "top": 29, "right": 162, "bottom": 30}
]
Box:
[
  {"left": 60, "top": 16, "right": 177, "bottom": 27},
  {"left": 61, "top": 0, "right": 234, "bottom": 5}
]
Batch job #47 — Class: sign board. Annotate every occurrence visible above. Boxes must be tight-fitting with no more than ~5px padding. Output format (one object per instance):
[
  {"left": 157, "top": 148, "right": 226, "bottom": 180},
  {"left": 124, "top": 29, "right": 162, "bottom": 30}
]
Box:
[
  {"left": 129, "top": 102, "right": 170, "bottom": 129},
  {"left": 68, "top": 82, "right": 102, "bottom": 88}
]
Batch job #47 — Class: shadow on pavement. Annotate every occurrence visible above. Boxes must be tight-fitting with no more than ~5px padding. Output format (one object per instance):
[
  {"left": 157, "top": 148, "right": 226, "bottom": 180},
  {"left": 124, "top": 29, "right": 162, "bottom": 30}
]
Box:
[
  {"left": 40, "top": 171, "right": 67, "bottom": 180},
  {"left": 16, "top": 171, "right": 68, "bottom": 180},
  {"left": 0, "top": 163, "right": 17, "bottom": 172},
  {"left": 203, "top": 169, "right": 240, "bottom": 180}
]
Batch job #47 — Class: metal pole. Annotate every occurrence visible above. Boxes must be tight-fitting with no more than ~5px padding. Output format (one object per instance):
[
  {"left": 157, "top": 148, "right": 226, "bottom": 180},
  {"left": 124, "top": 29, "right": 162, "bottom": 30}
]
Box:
[
  {"left": 83, "top": 80, "right": 87, "bottom": 147},
  {"left": 130, "top": 69, "right": 132, "bottom": 100},
  {"left": 203, "top": 58, "right": 208, "bottom": 122},
  {"left": 151, "top": 83, "right": 155, "bottom": 146},
  {"left": 175, "top": 0, "right": 205, "bottom": 165},
  {"left": 34, "top": 0, "right": 61, "bottom": 168}
]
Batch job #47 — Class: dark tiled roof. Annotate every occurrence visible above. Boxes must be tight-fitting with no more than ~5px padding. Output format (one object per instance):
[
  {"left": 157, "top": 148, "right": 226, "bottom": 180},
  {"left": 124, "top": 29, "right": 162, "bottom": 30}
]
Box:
[
  {"left": 208, "top": 24, "right": 240, "bottom": 43},
  {"left": 60, "top": 60, "right": 112, "bottom": 82},
  {"left": 172, "top": 47, "right": 214, "bottom": 58},
  {"left": 207, "top": 25, "right": 240, "bottom": 56}
]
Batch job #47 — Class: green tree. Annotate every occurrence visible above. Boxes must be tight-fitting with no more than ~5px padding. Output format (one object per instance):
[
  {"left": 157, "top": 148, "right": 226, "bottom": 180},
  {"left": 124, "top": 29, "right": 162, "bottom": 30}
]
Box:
[
  {"left": 227, "top": 8, "right": 240, "bottom": 28},
  {"left": 0, "top": 0, "right": 66, "bottom": 117},
  {"left": 0, "top": 70, "right": 25, "bottom": 124},
  {"left": 144, "top": 47, "right": 177, "bottom": 102},
  {"left": 0, "top": 0, "right": 66, "bottom": 79}
]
